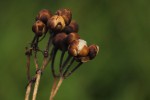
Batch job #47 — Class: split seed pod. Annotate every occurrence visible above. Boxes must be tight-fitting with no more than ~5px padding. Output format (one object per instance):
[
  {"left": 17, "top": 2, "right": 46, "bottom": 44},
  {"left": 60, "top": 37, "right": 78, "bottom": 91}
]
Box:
[
  {"left": 32, "top": 20, "right": 47, "bottom": 37},
  {"left": 36, "top": 9, "right": 53, "bottom": 24},
  {"left": 88, "top": 44, "right": 99, "bottom": 60},
  {"left": 64, "top": 20, "right": 79, "bottom": 34},
  {"left": 52, "top": 32, "right": 68, "bottom": 50},
  {"left": 68, "top": 39, "right": 89, "bottom": 57},
  {"left": 65, "top": 32, "right": 80, "bottom": 45},
  {"left": 56, "top": 8, "right": 72, "bottom": 25},
  {"left": 47, "top": 15, "right": 65, "bottom": 32}
]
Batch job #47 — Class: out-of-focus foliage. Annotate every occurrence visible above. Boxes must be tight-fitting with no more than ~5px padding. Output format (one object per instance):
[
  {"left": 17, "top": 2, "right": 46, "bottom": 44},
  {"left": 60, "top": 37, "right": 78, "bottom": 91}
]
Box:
[{"left": 0, "top": 0, "right": 150, "bottom": 100}]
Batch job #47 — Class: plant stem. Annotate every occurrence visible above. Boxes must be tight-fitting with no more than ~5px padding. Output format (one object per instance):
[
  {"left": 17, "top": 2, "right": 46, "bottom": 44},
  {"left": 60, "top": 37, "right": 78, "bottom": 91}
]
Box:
[
  {"left": 65, "top": 62, "right": 83, "bottom": 78},
  {"left": 59, "top": 50, "right": 65, "bottom": 74},
  {"left": 34, "top": 51, "right": 39, "bottom": 70},
  {"left": 26, "top": 55, "right": 31, "bottom": 81},
  {"left": 52, "top": 77, "right": 64, "bottom": 99},
  {"left": 25, "top": 82, "right": 32, "bottom": 100},
  {"left": 63, "top": 58, "right": 75, "bottom": 76},
  {"left": 49, "top": 77, "right": 58, "bottom": 100},
  {"left": 61, "top": 55, "right": 71, "bottom": 71},
  {"left": 50, "top": 77, "right": 64, "bottom": 100},
  {"left": 51, "top": 48, "right": 58, "bottom": 77},
  {"left": 32, "top": 70, "right": 41, "bottom": 100}
]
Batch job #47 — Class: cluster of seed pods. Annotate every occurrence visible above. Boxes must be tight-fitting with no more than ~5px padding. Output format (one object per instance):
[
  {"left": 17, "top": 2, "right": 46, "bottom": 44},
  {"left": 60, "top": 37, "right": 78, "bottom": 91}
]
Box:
[{"left": 25, "top": 8, "right": 99, "bottom": 100}]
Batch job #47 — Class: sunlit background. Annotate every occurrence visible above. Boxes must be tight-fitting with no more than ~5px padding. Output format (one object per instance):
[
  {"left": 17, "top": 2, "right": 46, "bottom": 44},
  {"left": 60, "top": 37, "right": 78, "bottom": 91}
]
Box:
[{"left": 0, "top": 0, "right": 150, "bottom": 100}]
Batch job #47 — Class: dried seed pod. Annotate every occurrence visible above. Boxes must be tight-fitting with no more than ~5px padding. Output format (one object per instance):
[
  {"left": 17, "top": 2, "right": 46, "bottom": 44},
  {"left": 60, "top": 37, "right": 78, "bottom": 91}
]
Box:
[
  {"left": 64, "top": 20, "right": 79, "bottom": 34},
  {"left": 32, "top": 20, "right": 48, "bottom": 37},
  {"left": 47, "top": 15, "right": 65, "bottom": 32},
  {"left": 65, "top": 32, "right": 80, "bottom": 45},
  {"left": 52, "top": 32, "right": 68, "bottom": 50},
  {"left": 88, "top": 44, "right": 99, "bottom": 59},
  {"left": 56, "top": 8, "right": 72, "bottom": 25},
  {"left": 68, "top": 39, "right": 89, "bottom": 57},
  {"left": 36, "top": 9, "right": 53, "bottom": 24}
]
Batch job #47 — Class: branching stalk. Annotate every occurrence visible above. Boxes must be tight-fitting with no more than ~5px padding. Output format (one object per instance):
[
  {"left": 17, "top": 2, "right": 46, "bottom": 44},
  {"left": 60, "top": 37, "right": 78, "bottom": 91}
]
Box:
[{"left": 50, "top": 77, "right": 64, "bottom": 100}]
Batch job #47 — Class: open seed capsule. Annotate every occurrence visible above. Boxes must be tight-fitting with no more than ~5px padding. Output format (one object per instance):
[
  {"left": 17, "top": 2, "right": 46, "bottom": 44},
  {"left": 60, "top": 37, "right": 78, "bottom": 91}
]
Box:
[
  {"left": 47, "top": 15, "right": 66, "bottom": 32},
  {"left": 68, "top": 39, "right": 89, "bottom": 57}
]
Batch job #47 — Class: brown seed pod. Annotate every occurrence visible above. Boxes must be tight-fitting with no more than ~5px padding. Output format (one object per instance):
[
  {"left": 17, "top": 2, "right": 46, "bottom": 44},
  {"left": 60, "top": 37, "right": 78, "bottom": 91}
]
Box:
[
  {"left": 47, "top": 15, "right": 65, "bottom": 32},
  {"left": 52, "top": 32, "right": 68, "bottom": 50},
  {"left": 32, "top": 20, "right": 48, "bottom": 37},
  {"left": 68, "top": 39, "right": 89, "bottom": 57},
  {"left": 56, "top": 8, "right": 72, "bottom": 25},
  {"left": 36, "top": 9, "right": 53, "bottom": 24},
  {"left": 88, "top": 44, "right": 99, "bottom": 60},
  {"left": 63, "top": 20, "right": 79, "bottom": 34},
  {"left": 65, "top": 32, "right": 80, "bottom": 45}
]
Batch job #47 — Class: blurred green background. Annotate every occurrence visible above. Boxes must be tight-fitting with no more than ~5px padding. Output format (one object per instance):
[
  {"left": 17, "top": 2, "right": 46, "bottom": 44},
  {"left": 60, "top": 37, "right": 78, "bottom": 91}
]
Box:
[{"left": 0, "top": 0, "right": 150, "bottom": 100}]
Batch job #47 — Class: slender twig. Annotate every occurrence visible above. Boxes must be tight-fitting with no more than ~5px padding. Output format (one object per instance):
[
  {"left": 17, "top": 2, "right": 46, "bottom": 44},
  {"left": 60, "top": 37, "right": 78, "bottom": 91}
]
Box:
[
  {"left": 46, "top": 35, "right": 53, "bottom": 51},
  {"left": 25, "top": 82, "right": 32, "bottom": 100},
  {"left": 42, "top": 48, "right": 54, "bottom": 70},
  {"left": 65, "top": 62, "right": 83, "bottom": 78},
  {"left": 51, "top": 77, "right": 64, "bottom": 100},
  {"left": 61, "top": 55, "right": 72, "bottom": 71},
  {"left": 25, "top": 47, "right": 32, "bottom": 81},
  {"left": 41, "top": 34, "right": 53, "bottom": 71},
  {"left": 34, "top": 51, "right": 39, "bottom": 70},
  {"left": 31, "top": 35, "right": 37, "bottom": 47},
  {"left": 38, "top": 33, "right": 46, "bottom": 42},
  {"left": 59, "top": 50, "right": 66, "bottom": 74},
  {"left": 49, "top": 78, "right": 58, "bottom": 100},
  {"left": 26, "top": 54, "right": 31, "bottom": 81},
  {"left": 25, "top": 76, "right": 36, "bottom": 100},
  {"left": 63, "top": 58, "right": 75, "bottom": 76},
  {"left": 51, "top": 47, "right": 58, "bottom": 77},
  {"left": 32, "top": 70, "right": 42, "bottom": 100}
]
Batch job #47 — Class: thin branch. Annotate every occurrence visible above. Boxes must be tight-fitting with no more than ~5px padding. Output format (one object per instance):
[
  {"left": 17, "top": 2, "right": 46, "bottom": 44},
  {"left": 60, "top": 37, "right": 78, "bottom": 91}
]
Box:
[
  {"left": 51, "top": 77, "right": 64, "bottom": 100},
  {"left": 51, "top": 48, "right": 58, "bottom": 77},
  {"left": 25, "top": 47, "right": 32, "bottom": 81},
  {"left": 31, "top": 35, "right": 37, "bottom": 47},
  {"left": 32, "top": 70, "right": 42, "bottom": 100},
  {"left": 63, "top": 58, "right": 75, "bottom": 76},
  {"left": 61, "top": 55, "right": 72, "bottom": 71},
  {"left": 38, "top": 33, "right": 46, "bottom": 42},
  {"left": 34, "top": 51, "right": 39, "bottom": 70},
  {"left": 59, "top": 50, "right": 66, "bottom": 74},
  {"left": 65, "top": 62, "right": 83, "bottom": 78},
  {"left": 46, "top": 35, "right": 53, "bottom": 51},
  {"left": 25, "top": 82, "right": 32, "bottom": 100},
  {"left": 49, "top": 78, "right": 58, "bottom": 100},
  {"left": 25, "top": 76, "right": 36, "bottom": 100},
  {"left": 26, "top": 51, "right": 31, "bottom": 81}
]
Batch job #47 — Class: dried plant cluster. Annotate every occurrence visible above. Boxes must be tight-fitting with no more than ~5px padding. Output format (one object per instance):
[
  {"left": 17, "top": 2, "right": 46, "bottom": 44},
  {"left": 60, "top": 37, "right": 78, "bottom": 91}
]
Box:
[{"left": 25, "top": 8, "right": 99, "bottom": 100}]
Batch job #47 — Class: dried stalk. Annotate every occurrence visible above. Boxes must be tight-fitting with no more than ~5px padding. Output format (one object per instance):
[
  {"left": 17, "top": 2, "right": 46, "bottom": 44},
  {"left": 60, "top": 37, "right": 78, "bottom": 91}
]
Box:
[
  {"left": 32, "top": 70, "right": 41, "bottom": 100},
  {"left": 49, "top": 78, "right": 58, "bottom": 100},
  {"left": 26, "top": 55, "right": 31, "bottom": 81},
  {"left": 25, "top": 82, "right": 32, "bottom": 100},
  {"left": 49, "top": 77, "right": 64, "bottom": 100},
  {"left": 52, "top": 77, "right": 64, "bottom": 99}
]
